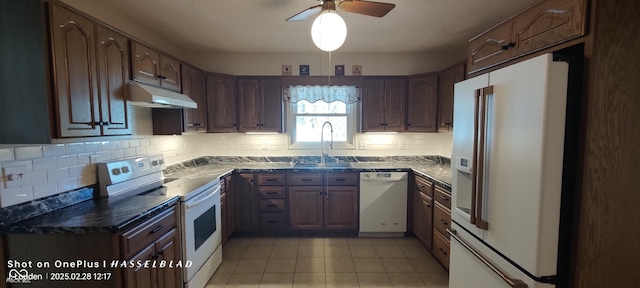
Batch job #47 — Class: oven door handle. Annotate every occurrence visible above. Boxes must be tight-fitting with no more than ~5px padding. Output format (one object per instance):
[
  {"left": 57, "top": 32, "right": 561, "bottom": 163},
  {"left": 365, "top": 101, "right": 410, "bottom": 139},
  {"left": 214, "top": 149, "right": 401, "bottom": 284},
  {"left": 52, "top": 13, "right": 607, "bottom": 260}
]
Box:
[{"left": 185, "top": 186, "right": 220, "bottom": 209}]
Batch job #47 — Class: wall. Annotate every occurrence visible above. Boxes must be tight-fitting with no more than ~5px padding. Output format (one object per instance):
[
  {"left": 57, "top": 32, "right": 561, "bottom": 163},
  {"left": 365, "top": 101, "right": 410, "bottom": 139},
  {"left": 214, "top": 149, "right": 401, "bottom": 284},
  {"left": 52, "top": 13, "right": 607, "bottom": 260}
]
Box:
[{"left": 188, "top": 50, "right": 466, "bottom": 76}]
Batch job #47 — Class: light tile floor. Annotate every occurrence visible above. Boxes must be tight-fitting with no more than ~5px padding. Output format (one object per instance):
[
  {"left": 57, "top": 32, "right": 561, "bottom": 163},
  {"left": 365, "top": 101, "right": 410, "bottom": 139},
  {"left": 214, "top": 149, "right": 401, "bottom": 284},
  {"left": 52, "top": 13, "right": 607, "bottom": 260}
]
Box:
[{"left": 207, "top": 236, "right": 449, "bottom": 288}]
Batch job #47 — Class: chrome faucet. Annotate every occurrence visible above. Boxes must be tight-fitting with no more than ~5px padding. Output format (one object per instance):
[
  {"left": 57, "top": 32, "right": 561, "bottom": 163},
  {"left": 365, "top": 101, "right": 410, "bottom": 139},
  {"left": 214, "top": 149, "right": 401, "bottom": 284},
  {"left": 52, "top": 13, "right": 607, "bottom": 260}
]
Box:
[{"left": 320, "top": 121, "right": 334, "bottom": 165}]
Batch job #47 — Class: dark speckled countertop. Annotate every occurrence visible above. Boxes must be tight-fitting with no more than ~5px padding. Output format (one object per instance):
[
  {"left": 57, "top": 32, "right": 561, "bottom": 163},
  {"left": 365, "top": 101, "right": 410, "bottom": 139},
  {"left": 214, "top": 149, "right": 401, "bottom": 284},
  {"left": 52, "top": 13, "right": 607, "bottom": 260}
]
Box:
[{"left": 1, "top": 155, "right": 450, "bottom": 235}]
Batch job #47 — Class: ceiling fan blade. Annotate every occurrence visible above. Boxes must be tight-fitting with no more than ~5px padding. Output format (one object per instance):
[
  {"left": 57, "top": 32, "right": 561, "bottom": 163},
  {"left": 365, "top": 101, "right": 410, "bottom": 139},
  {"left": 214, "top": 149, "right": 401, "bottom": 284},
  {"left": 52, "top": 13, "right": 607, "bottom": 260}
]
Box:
[
  {"left": 286, "top": 5, "right": 322, "bottom": 21},
  {"left": 338, "top": 0, "right": 396, "bottom": 17}
]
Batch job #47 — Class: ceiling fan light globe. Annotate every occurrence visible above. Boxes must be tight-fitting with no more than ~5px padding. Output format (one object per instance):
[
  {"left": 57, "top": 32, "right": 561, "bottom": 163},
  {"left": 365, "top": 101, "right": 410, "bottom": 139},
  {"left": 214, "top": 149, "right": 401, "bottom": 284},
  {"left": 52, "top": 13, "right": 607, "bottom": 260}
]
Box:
[{"left": 311, "top": 11, "right": 347, "bottom": 52}]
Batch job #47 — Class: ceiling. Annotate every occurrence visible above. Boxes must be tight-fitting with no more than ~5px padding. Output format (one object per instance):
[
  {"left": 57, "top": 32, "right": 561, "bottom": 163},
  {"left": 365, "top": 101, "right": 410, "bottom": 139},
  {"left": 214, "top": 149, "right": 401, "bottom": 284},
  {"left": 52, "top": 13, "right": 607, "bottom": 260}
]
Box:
[{"left": 105, "top": 0, "right": 540, "bottom": 53}]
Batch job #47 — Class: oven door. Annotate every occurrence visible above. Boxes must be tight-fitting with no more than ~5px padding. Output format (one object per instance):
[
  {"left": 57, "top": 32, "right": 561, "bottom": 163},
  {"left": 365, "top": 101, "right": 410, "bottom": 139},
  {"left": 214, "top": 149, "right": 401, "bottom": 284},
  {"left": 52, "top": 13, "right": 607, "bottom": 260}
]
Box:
[{"left": 182, "top": 183, "right": 221, "bottom": 282}]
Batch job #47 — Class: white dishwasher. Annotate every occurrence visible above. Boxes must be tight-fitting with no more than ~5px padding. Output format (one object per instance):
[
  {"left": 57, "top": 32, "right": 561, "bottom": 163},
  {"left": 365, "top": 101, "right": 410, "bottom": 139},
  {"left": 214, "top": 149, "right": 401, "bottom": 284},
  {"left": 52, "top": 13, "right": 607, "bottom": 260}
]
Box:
[{"left": 359, "top": 172, "right": 408, "bottom": 237}]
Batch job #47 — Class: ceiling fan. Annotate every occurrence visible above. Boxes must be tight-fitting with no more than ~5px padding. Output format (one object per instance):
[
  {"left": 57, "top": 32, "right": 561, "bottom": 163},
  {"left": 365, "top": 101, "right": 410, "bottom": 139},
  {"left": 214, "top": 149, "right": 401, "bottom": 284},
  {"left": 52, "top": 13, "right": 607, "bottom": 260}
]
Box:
[{"left": 286, "top": 0, "right": 396, "bottom": 22}]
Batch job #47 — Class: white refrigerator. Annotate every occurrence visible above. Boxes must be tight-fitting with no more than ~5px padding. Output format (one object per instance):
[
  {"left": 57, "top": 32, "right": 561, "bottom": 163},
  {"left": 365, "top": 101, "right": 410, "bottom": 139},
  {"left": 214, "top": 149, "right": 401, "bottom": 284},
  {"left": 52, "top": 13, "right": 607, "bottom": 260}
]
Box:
[{"left": 449, "top": 53, "right": 572, "bottom": 288}]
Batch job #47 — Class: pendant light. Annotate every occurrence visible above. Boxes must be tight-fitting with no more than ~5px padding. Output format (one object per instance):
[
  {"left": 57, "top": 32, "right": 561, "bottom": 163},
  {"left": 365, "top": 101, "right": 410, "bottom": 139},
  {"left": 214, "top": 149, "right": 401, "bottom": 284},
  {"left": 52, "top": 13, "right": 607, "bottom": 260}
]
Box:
[{"left": 311, "top": 9, "right": 347, "bottom": 51}]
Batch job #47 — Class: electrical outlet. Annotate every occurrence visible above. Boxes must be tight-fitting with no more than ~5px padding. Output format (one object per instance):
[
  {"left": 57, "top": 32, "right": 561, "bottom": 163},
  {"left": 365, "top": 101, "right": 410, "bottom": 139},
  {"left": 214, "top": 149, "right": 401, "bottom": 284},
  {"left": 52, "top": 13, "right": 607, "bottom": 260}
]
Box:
[
  {"left": 359, "top": 141, "right": 367, "bottom": 150},
  {"left": 261, "top": 142, "right": 268, "bottom": 150},
  {"left": 3, "top": 165, "right": 25, "bottom": 188}
]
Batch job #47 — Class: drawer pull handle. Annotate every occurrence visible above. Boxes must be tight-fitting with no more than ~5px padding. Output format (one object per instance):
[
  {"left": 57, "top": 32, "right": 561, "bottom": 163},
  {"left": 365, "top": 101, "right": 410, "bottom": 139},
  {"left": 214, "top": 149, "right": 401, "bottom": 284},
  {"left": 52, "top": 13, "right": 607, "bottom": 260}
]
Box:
[
  {"left": 267, "top": 204, "right": 277, "bottom": 208},
  {"left": 440, "top": 195, "right": 449, "bottom": 201},
  {"left": 439, "top": 248, "right": 448, "bottom": 256},
  {"left": 302, "top": 178, "right": 312, "bottom": 181},
  {"left": 266, "top": 179, "right": 278, "bottom": 182},
  {"left": 266, "top": 192, "right": 277, "bottom": 194},
  {"left": 335, "top": 178, "right": 346, "bottom": 181},
  {"left": 423, "top": 201, "right": 431, "bottom": 207},
  {"left": 267, "top": 220, "right": 278, "bottom": 224},
  {"left": 441, "top": 220, "right": 448, "bottom": 225},
  {"left": 150, "top": 225, "right": 163, "bottom": 234}
]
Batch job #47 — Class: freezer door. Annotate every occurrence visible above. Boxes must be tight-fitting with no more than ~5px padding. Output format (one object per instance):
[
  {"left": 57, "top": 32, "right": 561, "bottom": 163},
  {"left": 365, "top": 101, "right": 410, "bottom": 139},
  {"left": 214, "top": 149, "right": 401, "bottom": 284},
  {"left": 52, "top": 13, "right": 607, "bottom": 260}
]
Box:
[
  {"left": 449, "top": 223, "right": 553, "bottom": 288},
  {"left": 482, "top": 54, "right": 568, "bottom": 277},
  {"left": 451, "top": 73, "right": 489, "bottom": 238}
]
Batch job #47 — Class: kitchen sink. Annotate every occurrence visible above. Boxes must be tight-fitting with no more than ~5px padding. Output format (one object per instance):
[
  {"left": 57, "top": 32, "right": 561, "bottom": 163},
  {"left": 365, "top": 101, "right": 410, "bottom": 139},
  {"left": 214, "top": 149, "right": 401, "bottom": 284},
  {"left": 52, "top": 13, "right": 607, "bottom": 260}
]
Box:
[{"left": 294, "top": 162, "right": 352, "bottom": 168}]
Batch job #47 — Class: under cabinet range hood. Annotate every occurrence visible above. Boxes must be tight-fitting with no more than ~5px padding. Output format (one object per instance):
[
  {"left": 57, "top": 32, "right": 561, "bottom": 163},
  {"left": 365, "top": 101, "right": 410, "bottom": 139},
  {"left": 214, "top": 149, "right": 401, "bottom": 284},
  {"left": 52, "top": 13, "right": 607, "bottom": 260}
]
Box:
[{"left": 128, "top": 82, "right": 197, "bottom": 109}]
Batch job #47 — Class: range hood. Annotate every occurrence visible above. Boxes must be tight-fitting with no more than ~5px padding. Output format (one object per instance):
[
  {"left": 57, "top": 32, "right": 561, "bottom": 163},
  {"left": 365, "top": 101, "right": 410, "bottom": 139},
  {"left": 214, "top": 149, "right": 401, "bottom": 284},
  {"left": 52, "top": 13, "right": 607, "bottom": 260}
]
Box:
[{"left": 128, "top": 82, "right": 197, "bottom": 109}]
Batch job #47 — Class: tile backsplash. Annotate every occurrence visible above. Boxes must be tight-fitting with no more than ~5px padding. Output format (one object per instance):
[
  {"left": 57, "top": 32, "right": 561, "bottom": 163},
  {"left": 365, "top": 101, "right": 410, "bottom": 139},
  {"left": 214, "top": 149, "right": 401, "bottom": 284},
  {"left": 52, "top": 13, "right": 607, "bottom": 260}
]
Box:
[{"left": 0, "top": 106, "right": 452, "bottom": 208}]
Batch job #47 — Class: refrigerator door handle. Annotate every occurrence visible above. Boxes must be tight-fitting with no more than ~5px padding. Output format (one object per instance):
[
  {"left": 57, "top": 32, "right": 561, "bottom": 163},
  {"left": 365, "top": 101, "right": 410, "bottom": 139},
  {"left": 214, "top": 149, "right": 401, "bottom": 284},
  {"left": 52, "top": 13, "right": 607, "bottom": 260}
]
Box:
[
  {"left": 448, "top": 228, "right": 528, "bottom": 288},
  {"left": 471, "top": 88, "right": 480, "bottom": 225},
  {"left": 475, "top": 86, "right": 492, "bottom": 230}
]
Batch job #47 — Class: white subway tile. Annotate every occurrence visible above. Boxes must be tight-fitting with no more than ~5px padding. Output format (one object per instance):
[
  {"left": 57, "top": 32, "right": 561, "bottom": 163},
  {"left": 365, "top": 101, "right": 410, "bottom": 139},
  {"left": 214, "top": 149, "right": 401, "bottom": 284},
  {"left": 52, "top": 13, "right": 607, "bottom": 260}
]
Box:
[
  {"left": 84, "top": 141, "right": 101, "bottom": 152},
  {"left": 77, "top": 153, "right": 93, "bottom": 165},
  {"left": 23, "top": 171, "right": 47, "bottom": 186},
  {"left": 2, "top": 160, "right": 34, "bottom": 173},
  {"left": 124, "top": 148, "right": 136, "bottom": 158},
  {"left": 0, "top": 187, "right": 33, "bottom": 208},
  {"left": 58, "top": 177, "right": 79, "bottom": 192},
  {"left": 101, "top": 141, "right": 116, "bottom": 151},
  {"left": 15, "top": 146, "right": 43, "bottom": 160},
  {"left": 116, "top": 140, "right": 130, "bottom": 149},
  {"left": 136, "top": 147, "right": 147, "bottom": 156},
  {"left": 0, "top": 148, "right": 15, "bottom": 162},
  {"left": 94, "top": 151, "right": 111, "bottom": 163},
  {"left": 43, "top": 144, "right": 65, "bottom": 157},
  {"left": 69, "top": 164, "right": 90, "bottom": 178},
  {"left": 139, "top": 138, "right": 150, "bottom": 147},
  {"left": 33, "top": 157, "right": 57, "bottom": 172},
  {"left": 47, "top": 167, "right": 69, "bottom": 182},
  {"left": 110, "top": 149, "right": 124, "bottom": 160},
  {"left": 65, "top": 143, "right": 85, "bottom": 155},
  {"left": 33, "top": 182, "right": 58, "bottom": 199},
  {"left": 57, "top": 155, "right": 78, "bottom": 168},
  {"left": 129, "top": 139, "right": 141, "bottom": 148}
]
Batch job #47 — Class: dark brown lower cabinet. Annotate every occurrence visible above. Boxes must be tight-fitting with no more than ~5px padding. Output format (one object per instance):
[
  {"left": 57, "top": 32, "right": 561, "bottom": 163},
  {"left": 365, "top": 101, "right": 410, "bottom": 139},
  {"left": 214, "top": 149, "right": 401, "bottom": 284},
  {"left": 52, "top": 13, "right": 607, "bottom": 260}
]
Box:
[
  {"left": 235, "top": 173, "right": 257, "bottom": 232},
  {"left": 289, "top": 186, "right": 324, "bottom": 230},
  {"left": 126, "top": 228, "right": 181, "bottom": 288},
  {"left": 413, "top": 191, "right": 434, "bottom": 250},
  {"left": 324, "top": 186, "right": 358, "bottom": 230}
]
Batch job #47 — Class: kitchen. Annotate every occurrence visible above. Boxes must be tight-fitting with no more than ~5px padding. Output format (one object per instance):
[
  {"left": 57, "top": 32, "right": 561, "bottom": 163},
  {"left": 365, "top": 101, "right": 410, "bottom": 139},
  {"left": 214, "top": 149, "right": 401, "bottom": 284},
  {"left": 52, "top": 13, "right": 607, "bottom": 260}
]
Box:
[{"left": 1, "top": 0, "right": 639, "bottom": 288}]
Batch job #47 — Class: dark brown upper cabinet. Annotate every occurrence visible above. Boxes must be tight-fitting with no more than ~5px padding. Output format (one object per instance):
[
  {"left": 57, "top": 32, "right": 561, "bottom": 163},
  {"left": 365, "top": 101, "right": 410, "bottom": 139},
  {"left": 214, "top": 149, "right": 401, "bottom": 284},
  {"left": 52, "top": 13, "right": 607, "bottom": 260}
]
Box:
[
  {"left": 407, "top": 74, "right": 438, "bottom": 132},
  {"left": 51, "top": 4, "right": 132, "bottom": 138},
  {"left": 181, "top": 64, "right": 207, "bottom": 132},
  {"left": 468, "top": 0, "right": 587, "bottom": 74},
  {"left": 362, "top": 77, "right": 407, "bottom": 132},
  {"left": 131, "top": 41, "right": 181, "bottom": 92},
  {"left": 437, "top": 63, "right": 465, "bottom": 131},
  {"left": 207, "top": 73, "right": 237, "bottom": 132},
  {"left": 237, "top": 77, "right": 283, "bottom": 133}
]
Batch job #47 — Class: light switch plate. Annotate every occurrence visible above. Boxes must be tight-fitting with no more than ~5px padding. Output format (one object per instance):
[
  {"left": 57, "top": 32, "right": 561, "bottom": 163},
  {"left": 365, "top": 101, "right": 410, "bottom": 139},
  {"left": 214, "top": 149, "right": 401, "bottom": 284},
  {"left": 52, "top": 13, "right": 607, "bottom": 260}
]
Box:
[
  {"left": 3, "top": 165, "right": 26, "bottom": 188},
  {"left": 359, "top": 141, "right": 367, "bottom": 150}
]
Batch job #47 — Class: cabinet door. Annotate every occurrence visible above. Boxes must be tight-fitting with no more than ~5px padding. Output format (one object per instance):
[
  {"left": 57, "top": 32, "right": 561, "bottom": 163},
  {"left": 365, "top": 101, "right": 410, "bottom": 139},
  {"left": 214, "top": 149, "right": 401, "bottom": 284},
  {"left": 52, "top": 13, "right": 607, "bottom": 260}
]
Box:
[
  {"left": 235, "top": 173, "right": 256, "bottom": 232},
  {"left": 468, "top": 21, "right": 513, "bottom": 74},
  {"left": 155, "top": 228, "right": 181, "bottom": 288},
  {"left": 438, "top": 63, "right": 465, "bottom": 131},
  {"left": 225, "top": 175, "right": 236, "bottom": 237},
  {"left": 259, "top": 78, "right": 283, "bottom": 132},
  {"left": 237, "top": 79, "right": 261, "bottom": 132},
  {"left": 361, "top": 78, "right": 386, "bottom": 131},
  {"left": 207, "top": 75, "right": 237, "bottom": 132},
  {"left": 324, "top": 186, "right": 358, "bottom": 230},
  {"left": 510, "top": 0, "right": 586, "bottom": 58},
  {"left": 289, "top": 186, "right": 324, "bottom": 230},
  {"left": 131, "top": 42, "right": 161, "bottom": 86},
  {"left": 413, "top": 191, "right": 433, "bottom": 250},
  {"left": 383, "top": 78, "right": 407, "bottom": 132},
  {"left": 96, "top": 24, "right": 131, "bottom": 136},
  {"left": 159, "top": 55, "right": 181, "bottom": 92},
  {"left": 125, "top": 243, "right": 155, "bottom": 288},
  {"left": 50, "top": 4, "right": 101, "bottom": 137},
  {"left": 221, "top": 193, "right": 228, "bottom": 244},
  {"left": 182, "top": 65, "right": 207, "bottom": 131},
  {"left": 407, "top": 75, "right": 438, "bottom": 132}
]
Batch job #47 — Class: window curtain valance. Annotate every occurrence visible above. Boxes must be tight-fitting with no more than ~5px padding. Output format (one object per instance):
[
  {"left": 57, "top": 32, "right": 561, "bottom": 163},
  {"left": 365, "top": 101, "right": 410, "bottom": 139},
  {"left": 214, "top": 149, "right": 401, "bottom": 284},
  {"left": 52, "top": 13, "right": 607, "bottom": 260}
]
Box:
[{"left": 284, "top": 85, "right": 360, "bottom": 104}]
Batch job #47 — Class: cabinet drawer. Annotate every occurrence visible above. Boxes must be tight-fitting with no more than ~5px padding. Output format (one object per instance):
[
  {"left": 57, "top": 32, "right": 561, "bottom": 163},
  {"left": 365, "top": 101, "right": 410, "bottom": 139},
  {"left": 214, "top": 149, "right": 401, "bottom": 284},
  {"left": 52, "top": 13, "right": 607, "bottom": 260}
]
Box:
[
  {"left": 258, "top": 186, "right": 285, "bottom": 199},
  {"left": 257, "top": 174, "right": 286, "bottom": 186},
  {"left": 433, "top": 202, "right": 451, "bottom": 236},
  {"left": 433, "top": 230, "right": 450, "bottom": 271},
  {"left": 260, "top": 212, "right": 286, "bottom": 231},
  {"left": 415, "top": 176, "right": 433, "bottom": 196},
  {"left": 121, "top": 207, "right": 176, "bottom": 259},
  {"left": 434, "top": 186, "right": 451, "bottom": 209},
  {"left": 259, "top": 199, "right": 286, "bottom": 212},
  {"left": 287, "top": 173, "right": 323, "bottom": 186},
  {"left": 326, "top": 173, "right": 358, "bottom": 186}
]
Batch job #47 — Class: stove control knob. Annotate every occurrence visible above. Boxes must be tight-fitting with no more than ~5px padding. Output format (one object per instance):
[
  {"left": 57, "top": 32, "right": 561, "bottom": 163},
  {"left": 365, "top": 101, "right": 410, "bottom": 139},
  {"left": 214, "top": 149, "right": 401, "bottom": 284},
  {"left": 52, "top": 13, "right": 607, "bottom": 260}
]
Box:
[
  {"left": 112, "top": 168, "right": 121, "bottom": 175},
  {"left": 121, "top": 166, "right": 130, "bottom": 173},
  {"left": 151, "top": 160, "right": 158, "bottom": 166}
]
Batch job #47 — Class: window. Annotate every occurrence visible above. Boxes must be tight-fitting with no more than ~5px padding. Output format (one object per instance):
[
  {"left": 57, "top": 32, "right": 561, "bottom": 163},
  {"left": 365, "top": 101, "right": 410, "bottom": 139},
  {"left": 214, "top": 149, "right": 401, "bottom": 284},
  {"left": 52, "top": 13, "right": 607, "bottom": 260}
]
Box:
[{"left": 285, "top": 86, "right": 358, "bottom": 149}]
